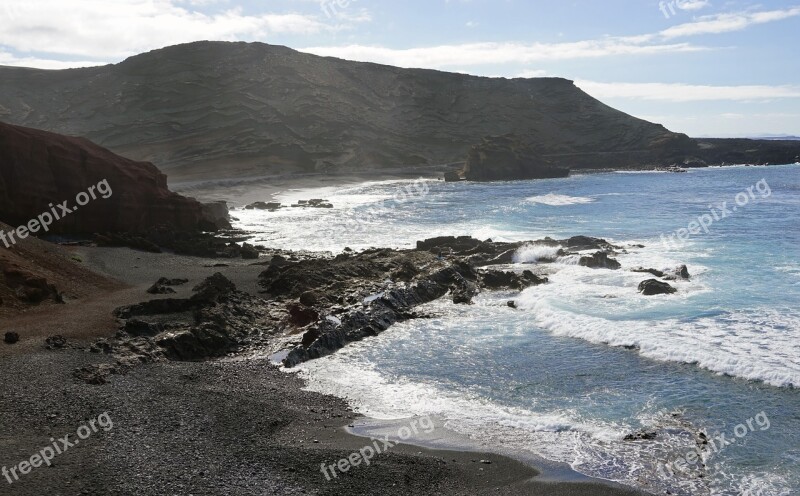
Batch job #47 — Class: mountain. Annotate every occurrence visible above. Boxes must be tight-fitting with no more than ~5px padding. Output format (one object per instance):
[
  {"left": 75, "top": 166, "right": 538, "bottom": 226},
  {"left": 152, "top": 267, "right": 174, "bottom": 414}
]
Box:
[
  {"left": 0, "top": 41, "right": 798, "bottom": 181},
  {"left": 0, "top": 122, "right": 222, "bottom": 235}
]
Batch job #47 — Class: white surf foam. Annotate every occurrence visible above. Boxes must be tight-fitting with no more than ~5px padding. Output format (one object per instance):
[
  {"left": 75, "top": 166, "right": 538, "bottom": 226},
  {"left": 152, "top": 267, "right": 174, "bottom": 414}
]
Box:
[
  {"left": 292, "top": 307, "right": 793, "bottom": 496},
  {"left": 513, "top": 243, "right": 563, "bottom": 263},
  {"left": 524, "top": 193, "right": 595, "bottom": 206}
]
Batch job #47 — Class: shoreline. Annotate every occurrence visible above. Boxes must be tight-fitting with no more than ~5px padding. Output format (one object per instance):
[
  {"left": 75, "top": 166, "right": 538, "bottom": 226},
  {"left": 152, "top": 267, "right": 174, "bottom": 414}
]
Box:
[
  {"left": 171, "top": 162, "right": 800, "bottom": 206},
  {"left": 1, "top": 244, "right": 649, "bottom": 495}
]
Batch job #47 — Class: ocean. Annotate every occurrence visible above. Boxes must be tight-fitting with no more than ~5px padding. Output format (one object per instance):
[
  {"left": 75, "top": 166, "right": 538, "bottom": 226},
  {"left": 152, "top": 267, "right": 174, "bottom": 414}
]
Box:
[{"left": 235, "top": 164, "right": 800, "bottom": 495}]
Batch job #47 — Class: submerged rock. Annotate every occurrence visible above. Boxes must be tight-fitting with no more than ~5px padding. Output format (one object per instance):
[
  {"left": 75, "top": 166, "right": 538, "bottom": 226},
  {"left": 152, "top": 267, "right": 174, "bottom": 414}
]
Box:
[
  {"left": 631, "top": 267, "right": 666, "bottom": 278},
  {"left": 624, "top": 431, "right": 657, "bottom": 441}
]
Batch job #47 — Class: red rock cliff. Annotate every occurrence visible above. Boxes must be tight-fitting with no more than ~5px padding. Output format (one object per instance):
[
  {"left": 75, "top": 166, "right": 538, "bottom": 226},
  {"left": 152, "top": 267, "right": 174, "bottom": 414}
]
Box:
[{"left": 0, "top": 122, "right": 209, "bottom": 234}]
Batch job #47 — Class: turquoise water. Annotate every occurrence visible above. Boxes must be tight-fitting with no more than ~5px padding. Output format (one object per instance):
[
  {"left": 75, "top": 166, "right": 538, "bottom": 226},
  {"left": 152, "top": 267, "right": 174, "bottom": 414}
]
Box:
[{"left": 237, "top": 164, "right": 800, "bottom": 495}]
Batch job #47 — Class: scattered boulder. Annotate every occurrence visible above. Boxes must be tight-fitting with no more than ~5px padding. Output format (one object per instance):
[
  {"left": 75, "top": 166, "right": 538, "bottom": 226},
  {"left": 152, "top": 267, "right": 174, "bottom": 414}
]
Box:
[
  {"left": 675, "top": 264, "right": 690, "bottom": 279},
  {"left": 579, "top": 252, "right": 621, "bottom": 270},
  {"left": 299, "top": 290, "right": 324, "bottom": 307},
  {"left": 291, "top": 199, "right": 333, "bottom": 209},
  {"left": 444, "top": 170, "right": 463, "bottom": 182},
  {"left": 4, "top": 331, "right": 19, "bottom": 344},
  {"left": 638, "top": 279, "right": 677, "bottom": 296},
  {"left": 147, "top": 279, "right": 175, "bottom": 295},
  {"left": 451, "top": 282, "right": 478, "bottom": 305},
  {"left": 3, "top": 267, "right": 63, "bottom": 304},
  {"left": 240, "top": 243, "right": 260, "bottom": 259},
  {"left": 147, "top": 277, "right": 189, "bottom": 294},
  {"left": 245, "top": 201, "right": 282, "bottom": 211},
  {"left": 287, "top": 304, "right": 319, "bottom": 327},
  {"left": 45, "top": 335, "right": 67, "bottom": 349},
  {"left": 191, "top": 273, "right": 237, "bottom": 304}
]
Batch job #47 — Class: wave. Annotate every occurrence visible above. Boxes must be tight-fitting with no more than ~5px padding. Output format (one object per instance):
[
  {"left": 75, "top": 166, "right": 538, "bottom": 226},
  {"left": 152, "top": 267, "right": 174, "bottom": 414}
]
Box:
[
  {"left": 524, "top": 193, "right": 595, "bottom": 206},
  {"left": 293, "top": 316, "right": 793, "bottom": 496},
  {"left": 516, "top": 291, "right": 800, "bottom": 388},
  {"left": 513, "top": 243, "right": 562, "bottom": 263}
]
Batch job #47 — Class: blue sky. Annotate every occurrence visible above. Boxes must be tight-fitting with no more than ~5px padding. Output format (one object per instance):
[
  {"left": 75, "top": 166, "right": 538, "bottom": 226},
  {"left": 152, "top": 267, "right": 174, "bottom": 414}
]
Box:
[{"left": 0, "top": 0, "right": 799, "bottom": 137}]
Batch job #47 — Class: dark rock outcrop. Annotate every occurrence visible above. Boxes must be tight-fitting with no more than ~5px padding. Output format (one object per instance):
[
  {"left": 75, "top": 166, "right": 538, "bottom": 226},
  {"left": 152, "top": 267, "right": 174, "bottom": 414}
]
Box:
[
  {"left": 579, "top": 252, "right": 622, "bottom": 270},
  {"left": 463, "top": 135, "right": 570, "bottom": 181},
  {"left": 638, "top": 279, "right": 677, "bottom": 296},
  {"left": 109, "top": 273, "right": 277, "bottom": 364},
  {"left": 0, "top": 122, "right": 224, "bottom": 234},
  {"left": 45, "top": 335, "right": 67, "bottom": 349},
  {"left": 146, "top": 277, "right": 188, "bottom": 295},
  {"left": 479, "top": 269, "right": 548, "bottom": 290},
  {"left": 624, "top": 431, "right": 658, "bottom": 441},
  {"left": 2, "top": 265, "right": 63, "bottom": 304},
  {"left": 631, "top": 267, "right": 665, "bottom": 278},
  {"left": 245, "top": 201, "right": 282, "bottom": 211},
  {"left": 444, "top": 170, "right": 464, "bottom": 182},
  {"left": 4, "top": 331, "right": 18, "bottom": 344},
  {"left": 240, "top": 243, "right": 260, "bottom": 260}
]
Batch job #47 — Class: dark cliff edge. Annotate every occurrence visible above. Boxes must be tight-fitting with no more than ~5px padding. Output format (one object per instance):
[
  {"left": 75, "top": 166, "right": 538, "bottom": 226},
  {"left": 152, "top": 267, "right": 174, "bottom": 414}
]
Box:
[
  {"left": 2, "top": 41, "right": 797, "bottom": 182},
  {"left": 0, "top": 122, "right": 225, "bottom": 235}
]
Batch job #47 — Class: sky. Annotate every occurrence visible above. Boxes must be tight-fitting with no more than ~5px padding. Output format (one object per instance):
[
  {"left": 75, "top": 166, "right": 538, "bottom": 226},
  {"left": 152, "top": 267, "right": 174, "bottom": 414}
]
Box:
[{"left": 0, "top": 0, "right": 799, "bottom": 137}]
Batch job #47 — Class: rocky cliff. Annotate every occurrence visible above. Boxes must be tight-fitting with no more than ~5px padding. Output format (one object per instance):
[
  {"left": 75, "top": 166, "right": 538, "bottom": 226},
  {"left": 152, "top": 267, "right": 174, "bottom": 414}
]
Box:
[
  {"left": 0, "top": 122, "right": 217, "bottom": 234},
  {"left": 0, "top": 41, "right": 797, "bottom": 182},
  {"left": 463, "top": 135, "right": 570, "bottom": 181}
]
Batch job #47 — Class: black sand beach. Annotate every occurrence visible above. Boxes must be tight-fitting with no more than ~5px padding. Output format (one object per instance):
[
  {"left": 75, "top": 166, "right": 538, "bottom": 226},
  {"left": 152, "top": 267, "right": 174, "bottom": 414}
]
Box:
[{"left": 1, "top": 246, "right": 647, "bottom": 495}]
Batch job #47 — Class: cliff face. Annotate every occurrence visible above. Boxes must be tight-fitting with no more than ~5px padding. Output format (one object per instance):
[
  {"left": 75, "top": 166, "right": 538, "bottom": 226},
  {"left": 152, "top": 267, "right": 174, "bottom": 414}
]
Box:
[
  {"left": 0, "top": 41, "right": 692, "bottom": 181},
  {"left": 0, "top": 122, "right": 212, "bottom": 234},
  {"left": 463, "top": 135, "right": 570, "bottom": 181}
]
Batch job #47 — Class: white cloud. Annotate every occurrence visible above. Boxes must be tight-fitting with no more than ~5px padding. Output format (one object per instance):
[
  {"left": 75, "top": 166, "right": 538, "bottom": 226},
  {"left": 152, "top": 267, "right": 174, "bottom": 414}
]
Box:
[
  {"left": 659, "top": 6, "right": 800, "bottom": 39},
  {"left": 299, "top": 40, "right": 706, "bottom": 69},
  {"left": 516, "top": 69, "right": 548, "bottom": 78},
  {"left": 574, "top": 81, "right": 800, "bottom": 102},
  {"left": 0, "top": 50, "right": 106, "bottom": 69},
  {"left": 0, "top": 0, "right": 339, "bottom": 60},
  {"left": 675, "top": 0, "right": 711, "bottom": 11},
  {"left": 296, "top": 5, "right": 800, "bottom": 71}
]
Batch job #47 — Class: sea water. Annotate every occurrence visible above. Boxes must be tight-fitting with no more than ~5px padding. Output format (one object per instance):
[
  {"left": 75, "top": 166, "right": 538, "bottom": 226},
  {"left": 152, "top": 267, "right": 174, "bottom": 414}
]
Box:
[{"left": 235, "top": 164, "right": 800, "bottom": 495}]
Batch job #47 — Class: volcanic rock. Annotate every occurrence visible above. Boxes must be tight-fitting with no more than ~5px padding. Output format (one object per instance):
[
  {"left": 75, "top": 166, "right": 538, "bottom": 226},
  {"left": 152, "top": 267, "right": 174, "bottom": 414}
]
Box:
[
  {"left": 638, "top": 279, "right": 677, "bottom": 296},
  {"left": 463, "top": 135, "right": 570, "bottom": 181},
  {"left": 579, "top": 252, "right": 622, "bottom": 270},
  {"left": 0, "top": 122, "right": 223, "bottom": 234}
]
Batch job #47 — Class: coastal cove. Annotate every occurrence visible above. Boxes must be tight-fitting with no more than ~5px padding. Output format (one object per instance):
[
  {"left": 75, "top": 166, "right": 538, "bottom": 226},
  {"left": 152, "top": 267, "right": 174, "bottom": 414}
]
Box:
[{"left": 224, "top": 164, "right": 800, "bottom": 496}]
